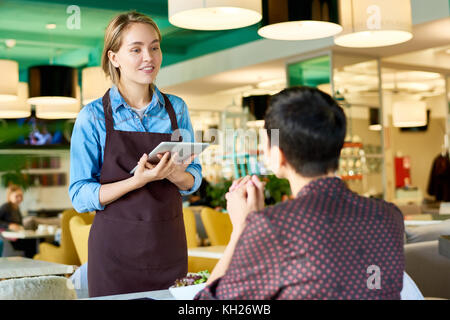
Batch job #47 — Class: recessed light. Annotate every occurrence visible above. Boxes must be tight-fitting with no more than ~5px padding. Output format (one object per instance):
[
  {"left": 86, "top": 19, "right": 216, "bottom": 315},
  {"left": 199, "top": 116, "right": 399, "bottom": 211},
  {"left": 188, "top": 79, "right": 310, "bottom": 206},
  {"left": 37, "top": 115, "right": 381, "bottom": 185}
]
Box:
[
  {"left": 445, "top": 49, "right": 450, "bottom": 55},
  {"left": 5, "top": 39, "right": 16, "bottom": 48},
  {"left": 46, "top": 23, "right": 57, "bottom": 30}
]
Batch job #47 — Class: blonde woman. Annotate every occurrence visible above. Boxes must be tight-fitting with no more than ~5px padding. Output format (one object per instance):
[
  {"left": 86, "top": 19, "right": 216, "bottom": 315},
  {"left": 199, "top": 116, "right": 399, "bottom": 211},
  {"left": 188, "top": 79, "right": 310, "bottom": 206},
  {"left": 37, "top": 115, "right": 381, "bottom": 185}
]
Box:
[
  {"left": 69, "top": 11, "right": 202, "bottom": 297},
  {"left": 0, "top": 184, "right": 24, "bottom": 232}
]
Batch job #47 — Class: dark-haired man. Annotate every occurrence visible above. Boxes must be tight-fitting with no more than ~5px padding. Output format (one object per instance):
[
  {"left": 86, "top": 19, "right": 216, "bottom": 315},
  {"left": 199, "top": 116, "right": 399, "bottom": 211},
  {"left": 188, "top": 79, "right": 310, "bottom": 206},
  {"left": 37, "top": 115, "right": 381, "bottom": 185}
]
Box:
[{"left": 195, "top": 86, "right": 405, "bottom": 300}]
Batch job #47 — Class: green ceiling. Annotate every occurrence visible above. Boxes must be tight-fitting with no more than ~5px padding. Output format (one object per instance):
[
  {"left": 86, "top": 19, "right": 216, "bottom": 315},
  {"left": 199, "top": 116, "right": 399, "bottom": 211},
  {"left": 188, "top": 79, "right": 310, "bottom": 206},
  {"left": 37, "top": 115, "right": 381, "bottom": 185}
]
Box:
[{"left": 0, "top": 0, "right": 263, "bottom": 81}]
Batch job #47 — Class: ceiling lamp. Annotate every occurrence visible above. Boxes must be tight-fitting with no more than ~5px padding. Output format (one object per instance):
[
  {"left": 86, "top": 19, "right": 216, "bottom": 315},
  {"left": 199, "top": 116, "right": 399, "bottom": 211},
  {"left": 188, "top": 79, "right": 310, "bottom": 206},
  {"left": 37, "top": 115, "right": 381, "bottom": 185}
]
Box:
[
  {"left": 168, "top": 0, "right": 262, "bottom": 30},
  {"left": 0, "top": 60, "right": 19, "bottom": 102},
  {"left": 335, "top": 0, "right": 413, "bottom": 48},
  {"left": 82, "top": 66, "right": 112, "bottom": 105},
  {"left": 392, "top": 101, "right": 427, "bottom": 128},
  {"left": 258, "top": 0, "right": 342, "bottom": 40},
  {"left": 27, "top": 65, "right": 78, "bottom": 105},
  {"left": 35, "top": 86, "right": 81, "bottom": 119},
  {"left": 0, "top": 82, "right": 31, "bottom": 118}
]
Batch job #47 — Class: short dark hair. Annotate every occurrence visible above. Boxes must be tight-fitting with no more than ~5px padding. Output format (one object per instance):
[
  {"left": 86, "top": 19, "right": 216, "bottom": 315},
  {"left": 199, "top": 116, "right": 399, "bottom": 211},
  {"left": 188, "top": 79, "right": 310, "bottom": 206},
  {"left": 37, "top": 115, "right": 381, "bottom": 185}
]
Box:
[{"left": 264, "top": 86, "right": 346, "bottom": 177}]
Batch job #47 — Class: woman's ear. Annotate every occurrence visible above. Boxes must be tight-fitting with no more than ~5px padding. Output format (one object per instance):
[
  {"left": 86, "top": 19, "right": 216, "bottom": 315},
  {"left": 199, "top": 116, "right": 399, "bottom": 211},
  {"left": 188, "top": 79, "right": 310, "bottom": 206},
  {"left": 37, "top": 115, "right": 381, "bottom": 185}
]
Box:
[{"left": 108, "top": 50, "right": 120, "bottom": 68}]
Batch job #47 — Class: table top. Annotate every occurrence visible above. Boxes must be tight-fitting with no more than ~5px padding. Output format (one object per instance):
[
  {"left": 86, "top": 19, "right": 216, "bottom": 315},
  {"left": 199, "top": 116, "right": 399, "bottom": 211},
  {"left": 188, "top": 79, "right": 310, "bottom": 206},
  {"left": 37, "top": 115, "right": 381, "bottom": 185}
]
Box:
[
  {"left": 85, "top": 289, "right": 174, "bottom": 300},
  {"left": 188, "top": 245, "right": 226, "bottom": 259},
  {"left": 1, "top": 230, "right": 55, "bottom": 239},
  {"left": 0, "top": 257, "right": 74, "bottom": 279}
]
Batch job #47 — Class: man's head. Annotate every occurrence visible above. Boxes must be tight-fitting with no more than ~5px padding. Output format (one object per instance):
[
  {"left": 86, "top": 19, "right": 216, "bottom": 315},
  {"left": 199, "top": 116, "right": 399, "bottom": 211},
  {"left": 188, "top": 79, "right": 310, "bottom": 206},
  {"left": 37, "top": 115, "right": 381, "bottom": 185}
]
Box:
[{"left": 263, "top": 86, "right": 346, "bottom": 179}]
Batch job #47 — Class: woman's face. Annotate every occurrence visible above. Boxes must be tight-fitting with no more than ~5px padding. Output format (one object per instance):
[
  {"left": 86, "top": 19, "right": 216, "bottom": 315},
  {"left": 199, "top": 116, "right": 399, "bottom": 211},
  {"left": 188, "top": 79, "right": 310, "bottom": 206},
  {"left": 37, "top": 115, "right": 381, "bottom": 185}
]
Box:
[
  {"left": 109, "top": 22, "right": 162, "bottom": 86},
  {"left": 9, "top": 190, "right": 23, "bottom": 205}
]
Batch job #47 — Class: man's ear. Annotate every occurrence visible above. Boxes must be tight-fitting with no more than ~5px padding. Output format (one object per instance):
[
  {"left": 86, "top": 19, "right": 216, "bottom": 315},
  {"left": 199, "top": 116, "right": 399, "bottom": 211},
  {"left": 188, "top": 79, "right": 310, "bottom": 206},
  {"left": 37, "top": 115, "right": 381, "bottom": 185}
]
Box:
[{"left": 108, "top": 50, "right": 120, "bottom": 68}]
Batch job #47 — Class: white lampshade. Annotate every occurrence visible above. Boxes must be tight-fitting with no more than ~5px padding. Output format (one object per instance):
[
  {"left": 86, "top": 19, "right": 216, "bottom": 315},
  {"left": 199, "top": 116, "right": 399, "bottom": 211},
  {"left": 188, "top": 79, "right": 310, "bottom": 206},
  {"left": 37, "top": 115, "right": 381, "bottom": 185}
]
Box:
[
  {"left": 35, "top": 86, "right": 81, "bottom": 119},
  {"left": 0, "top": 82, "right": 31, "bottom": 118},
  {"left": 392, "top": 101, "right": 427, "bottom": 128},
  {"left": 258, "top": 0, "right": 342, "bottom": 41},
  {"left": 335, "top": 0, "right": 413, "bottom": 48},
  {"left": 0, "top": 60, "right": 19, "bottom": 102},
  {"left": 82, "top": 66, "right": 112, "bottom": 105},
  {"left": 168, "top": 0, "right": 262, "bottom": 30}
]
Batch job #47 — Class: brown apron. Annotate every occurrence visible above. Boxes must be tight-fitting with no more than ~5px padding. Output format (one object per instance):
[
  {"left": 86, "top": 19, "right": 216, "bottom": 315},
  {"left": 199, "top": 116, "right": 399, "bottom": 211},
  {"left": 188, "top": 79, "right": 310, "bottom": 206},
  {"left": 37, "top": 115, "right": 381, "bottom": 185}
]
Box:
[{"left": 87, "top": 89, "right": 187, "bottom": 297}]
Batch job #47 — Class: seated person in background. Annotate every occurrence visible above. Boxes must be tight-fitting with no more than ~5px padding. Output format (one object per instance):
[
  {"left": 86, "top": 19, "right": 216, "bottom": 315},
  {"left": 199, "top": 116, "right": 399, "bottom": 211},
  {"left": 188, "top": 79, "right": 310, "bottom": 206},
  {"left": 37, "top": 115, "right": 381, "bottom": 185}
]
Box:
[
  {"left": 0, "top": 184, "right": 37, "bottom": 258},
  {"left": 0, "top": 184, "right": 25, "bottom": 232},
  {"left": 195, "top": 87, "right": 405, "bottom": 300}
]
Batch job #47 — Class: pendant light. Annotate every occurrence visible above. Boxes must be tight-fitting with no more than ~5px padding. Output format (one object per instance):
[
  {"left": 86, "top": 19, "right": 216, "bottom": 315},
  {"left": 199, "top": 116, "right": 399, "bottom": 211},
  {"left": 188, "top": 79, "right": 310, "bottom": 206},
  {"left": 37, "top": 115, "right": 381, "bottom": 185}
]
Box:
[
  {"left": 258, "top": 0, "right": 342, "bottom": 41},
  {"left": 82, "top": 66, "right": 112, "bottom": 105},
  {"left": 168, "top": 0, "right": 262, "bottom": 30},
  {"left": 27, "top": 65, "right": 78, "bottom": 105},
  {"left": 0, "top": 60, "right": 19, "bottom": 102},
  {"left": 0, "top": 82, "right": 31, "bottom": 118},
  {"left": 335, "top": 0, "right": 413, "bottom": 48},
  {"left": 392, "top": 101, "right": 427, "bottom": 128},
  {"left": 35, "top": 85, "right": 81, "bottom": 119}
]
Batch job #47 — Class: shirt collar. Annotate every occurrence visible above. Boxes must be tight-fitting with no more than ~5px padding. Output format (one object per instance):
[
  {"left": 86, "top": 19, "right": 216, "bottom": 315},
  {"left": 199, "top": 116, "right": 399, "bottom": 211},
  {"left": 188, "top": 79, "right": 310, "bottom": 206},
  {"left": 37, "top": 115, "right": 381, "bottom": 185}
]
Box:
[
  {"left": 109, "top": 84, "right": 165, "bottom": 113},
  {"left": 296, "top": 176, "right": 346, "bottom": 198}
]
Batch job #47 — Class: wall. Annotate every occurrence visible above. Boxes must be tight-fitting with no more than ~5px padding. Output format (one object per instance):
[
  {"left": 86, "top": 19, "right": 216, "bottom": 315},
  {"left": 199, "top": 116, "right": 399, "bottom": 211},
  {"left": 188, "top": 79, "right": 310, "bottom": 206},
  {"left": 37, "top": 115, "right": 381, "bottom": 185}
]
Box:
[
  {"left": 384, "top": 93, "right": 448, "bottom": 200},
  {"left": 0, "top": 150, "right": 72, "bottom": 216}
]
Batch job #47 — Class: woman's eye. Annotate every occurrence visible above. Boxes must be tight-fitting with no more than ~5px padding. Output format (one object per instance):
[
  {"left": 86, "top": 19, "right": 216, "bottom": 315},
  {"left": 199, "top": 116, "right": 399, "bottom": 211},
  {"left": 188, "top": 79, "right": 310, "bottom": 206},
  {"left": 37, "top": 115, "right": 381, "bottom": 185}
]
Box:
[
  {"left": 152, "top": 47, "right": 160, "bottom": 51},
  {"left": 131, "top": 48, "right": 140, "bottom": 53}
]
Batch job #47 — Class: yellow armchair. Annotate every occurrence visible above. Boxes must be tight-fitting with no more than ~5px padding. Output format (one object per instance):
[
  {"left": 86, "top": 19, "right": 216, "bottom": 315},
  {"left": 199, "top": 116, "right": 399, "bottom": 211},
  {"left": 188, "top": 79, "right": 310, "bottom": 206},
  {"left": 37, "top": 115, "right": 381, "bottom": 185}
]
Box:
[
  {"left": 183, "top": 208, "right": 218, "bottom": 273},
  {"left": 200, "top": 207, "right": 232, "bottom": 246},
  {"left": 69, "top": 213, "right": 95, "bottom": 265},
  {"left": 33, "top": 209, "right": 94, "bottom": 266}
]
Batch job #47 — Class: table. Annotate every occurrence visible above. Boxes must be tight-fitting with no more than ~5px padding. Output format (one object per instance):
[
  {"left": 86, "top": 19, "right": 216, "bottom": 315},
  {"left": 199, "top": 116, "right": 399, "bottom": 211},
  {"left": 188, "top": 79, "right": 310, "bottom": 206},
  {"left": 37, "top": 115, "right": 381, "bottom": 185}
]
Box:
[
  {"left": 85, "top": 288, "right": 174, "bottom": 300},
  {"left": 0, "top": 257, "right": 74, "bottom": 279},
  {"left": 188, "top": 245, "right": 226, "bottom": 259},
  {"left": 1, "top": 230, "right": 55, "bottom": 239}
]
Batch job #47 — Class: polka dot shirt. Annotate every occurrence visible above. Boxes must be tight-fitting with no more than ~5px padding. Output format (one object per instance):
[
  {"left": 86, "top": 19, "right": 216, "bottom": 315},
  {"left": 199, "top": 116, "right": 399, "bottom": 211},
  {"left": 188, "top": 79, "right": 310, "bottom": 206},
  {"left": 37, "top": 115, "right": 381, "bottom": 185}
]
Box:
[{"left": 195, "top": 177, "right": 405, "bottom": 300}]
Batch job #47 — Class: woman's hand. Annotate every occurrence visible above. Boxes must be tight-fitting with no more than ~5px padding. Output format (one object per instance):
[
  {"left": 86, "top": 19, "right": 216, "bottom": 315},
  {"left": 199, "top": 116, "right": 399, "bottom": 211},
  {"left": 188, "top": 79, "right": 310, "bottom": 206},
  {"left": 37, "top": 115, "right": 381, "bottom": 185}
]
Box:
[
  {"left": 225, "top": 175, "right": 265, "bottom": 235},
  {"left": 132, "top": 152, "right": 175, "bottom": 188},
  {"left": 8, "top": 223, "right": 24, "bottom": 232},
  {"left": 165, "top": 153, "right": 196, "bottom": 185}
]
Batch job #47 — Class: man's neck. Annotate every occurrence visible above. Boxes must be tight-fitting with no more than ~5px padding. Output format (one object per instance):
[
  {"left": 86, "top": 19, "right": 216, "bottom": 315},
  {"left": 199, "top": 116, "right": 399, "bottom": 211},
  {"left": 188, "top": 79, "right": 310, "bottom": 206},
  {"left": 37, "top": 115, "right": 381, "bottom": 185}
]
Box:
[
  {"left": 287, "top": 170, "right": 336, "bottom": 197},
  {"left": 117, "top": 80, "right": 152, "bottom": 110}
]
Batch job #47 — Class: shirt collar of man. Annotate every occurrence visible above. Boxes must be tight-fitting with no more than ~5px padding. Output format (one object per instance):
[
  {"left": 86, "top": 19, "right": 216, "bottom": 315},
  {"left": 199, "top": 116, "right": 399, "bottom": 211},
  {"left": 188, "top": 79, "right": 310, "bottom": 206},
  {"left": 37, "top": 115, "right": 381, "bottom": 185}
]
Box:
[
  {"left": 296, "top": 176, "right": 345, "bottom": 199},
  {"left": 109, "top": 84, "right": 165, "bottom": 113}
]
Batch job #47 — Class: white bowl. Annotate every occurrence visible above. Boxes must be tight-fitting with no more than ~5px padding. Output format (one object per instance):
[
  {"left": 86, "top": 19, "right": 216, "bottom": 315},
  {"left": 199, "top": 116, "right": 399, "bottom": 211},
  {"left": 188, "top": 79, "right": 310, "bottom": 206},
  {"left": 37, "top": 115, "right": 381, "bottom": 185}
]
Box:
[{"left": 169, "top": 283, "right": 206, "bottom": 300}]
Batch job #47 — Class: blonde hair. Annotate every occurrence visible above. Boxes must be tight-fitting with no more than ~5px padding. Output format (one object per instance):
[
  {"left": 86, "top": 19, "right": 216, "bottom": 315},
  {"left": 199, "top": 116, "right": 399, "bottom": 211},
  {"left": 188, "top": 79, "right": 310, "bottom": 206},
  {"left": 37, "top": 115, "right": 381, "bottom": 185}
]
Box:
[
  {"left": 7, "top": 184, "right": 22, "bottom": 208},
  {"left": 101, "top": 11, "right": 162, "bottom": 85}
]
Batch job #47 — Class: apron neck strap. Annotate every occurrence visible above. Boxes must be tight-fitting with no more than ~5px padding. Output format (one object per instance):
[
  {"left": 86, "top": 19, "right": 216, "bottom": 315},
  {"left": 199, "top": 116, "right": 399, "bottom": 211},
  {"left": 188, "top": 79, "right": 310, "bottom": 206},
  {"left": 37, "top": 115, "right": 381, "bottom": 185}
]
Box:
[
  {"left": 102, "top": 89, "right": 114, "bottom": 135},
  {"left": 161, "top": 93, "right": 179, "bottom": 133}
]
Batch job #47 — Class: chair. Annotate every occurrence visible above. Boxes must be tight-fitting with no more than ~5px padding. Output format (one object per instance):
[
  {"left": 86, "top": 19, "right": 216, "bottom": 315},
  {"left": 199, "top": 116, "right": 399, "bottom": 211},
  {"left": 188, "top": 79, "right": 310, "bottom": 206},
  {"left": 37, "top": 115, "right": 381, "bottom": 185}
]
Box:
[
  {"left": 69, "top": 213, "right": 95, "bottom": 265},
  {"left": 0, "top": 276, "right": 77, "bottom": 300},
  {"left": 200, "top": 207, "right": 233, "bottom": 246},
  {"left": 33, "top": 209, "right": 93, "bottom": 266},
  {"left": 183, "top": 207, "right": 219, "bottom": 273},
  {"left": 405, "top": 240, "right": 450, "bottom": 299}
]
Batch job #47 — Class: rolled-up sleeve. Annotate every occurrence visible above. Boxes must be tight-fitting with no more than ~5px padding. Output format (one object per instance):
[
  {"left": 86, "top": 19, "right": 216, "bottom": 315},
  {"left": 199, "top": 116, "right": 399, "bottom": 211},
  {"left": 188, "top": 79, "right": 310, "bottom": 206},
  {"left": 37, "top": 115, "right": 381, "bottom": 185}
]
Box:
[
  {"left": 178, "top": 100, "right": 202, "bottom": 196},
  {"left": 68, "top": 105, "right": 105, "bottom": 213}
]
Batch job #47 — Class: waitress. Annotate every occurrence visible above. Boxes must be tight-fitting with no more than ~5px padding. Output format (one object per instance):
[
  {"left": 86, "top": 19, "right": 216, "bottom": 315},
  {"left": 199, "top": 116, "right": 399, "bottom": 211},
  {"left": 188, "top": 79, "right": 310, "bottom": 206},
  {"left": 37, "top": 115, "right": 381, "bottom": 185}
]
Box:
[{"left": 69, "top": 11, "right": 202, "bottom": 297}]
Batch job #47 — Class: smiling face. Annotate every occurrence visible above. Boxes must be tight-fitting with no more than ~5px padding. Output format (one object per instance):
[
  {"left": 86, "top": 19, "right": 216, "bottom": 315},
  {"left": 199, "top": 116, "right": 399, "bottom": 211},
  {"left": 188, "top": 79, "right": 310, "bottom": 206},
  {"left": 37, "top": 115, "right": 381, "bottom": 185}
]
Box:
[
  {"left": 9, "top": 189, "right": 23, "bottom": 206},
  {"left": 108, "top": 22, "right": 162, "bottom": 87}
]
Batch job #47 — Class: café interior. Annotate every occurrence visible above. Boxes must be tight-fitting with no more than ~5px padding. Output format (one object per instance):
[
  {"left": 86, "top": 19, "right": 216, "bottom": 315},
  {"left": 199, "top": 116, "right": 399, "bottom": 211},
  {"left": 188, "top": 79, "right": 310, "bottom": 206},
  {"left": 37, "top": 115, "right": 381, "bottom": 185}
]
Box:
[{"left": 0, "top": 0, "right": 449, "bottom": 300}]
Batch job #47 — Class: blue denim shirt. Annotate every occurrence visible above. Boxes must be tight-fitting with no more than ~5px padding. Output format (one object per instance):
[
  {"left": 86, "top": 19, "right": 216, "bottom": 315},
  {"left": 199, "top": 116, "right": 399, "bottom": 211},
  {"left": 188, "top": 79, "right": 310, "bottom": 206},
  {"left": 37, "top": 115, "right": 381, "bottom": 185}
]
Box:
[{"left": 69, "top": 85, "right": 202, "bottom": 213}]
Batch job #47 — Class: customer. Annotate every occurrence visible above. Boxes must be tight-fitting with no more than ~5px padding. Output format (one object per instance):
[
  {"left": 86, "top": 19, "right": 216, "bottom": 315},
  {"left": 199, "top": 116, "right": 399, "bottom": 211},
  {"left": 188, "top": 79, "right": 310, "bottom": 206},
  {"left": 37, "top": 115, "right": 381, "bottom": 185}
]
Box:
[
  {"left": 0, "top": 184, "right": 25, "bottom": 232},
  {"left": 69, "top": 11, "right": 202, "bottom": 297},
  {"left": 195, "top": 87, "right": 405, "bottom": 300},
  {"left": 0, "top": 185, "right": 37, "bottom": 258}
]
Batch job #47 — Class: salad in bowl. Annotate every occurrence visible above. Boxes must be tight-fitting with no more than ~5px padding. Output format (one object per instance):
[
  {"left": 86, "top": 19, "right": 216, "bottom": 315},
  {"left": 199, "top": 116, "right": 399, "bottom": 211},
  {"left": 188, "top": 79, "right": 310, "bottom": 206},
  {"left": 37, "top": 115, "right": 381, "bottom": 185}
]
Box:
[{"left": 169, "top": 270, "right": 210, "bottom": 300}]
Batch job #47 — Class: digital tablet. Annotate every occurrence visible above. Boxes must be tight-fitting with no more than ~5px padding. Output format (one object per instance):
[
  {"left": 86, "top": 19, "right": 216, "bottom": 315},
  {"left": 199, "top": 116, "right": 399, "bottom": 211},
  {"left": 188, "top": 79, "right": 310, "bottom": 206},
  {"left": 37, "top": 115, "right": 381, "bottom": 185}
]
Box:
[{"left": 129, "top": 142, "right": 210, "bottom": 174}]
